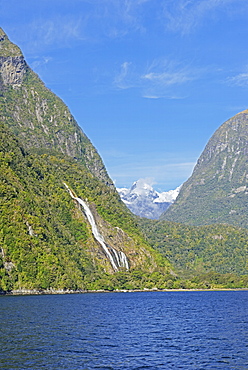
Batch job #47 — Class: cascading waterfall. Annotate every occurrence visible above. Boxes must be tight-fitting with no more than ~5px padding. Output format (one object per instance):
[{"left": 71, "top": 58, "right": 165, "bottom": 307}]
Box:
[{"left": 64, "top": 183, "right": 129, "bottom": 271}]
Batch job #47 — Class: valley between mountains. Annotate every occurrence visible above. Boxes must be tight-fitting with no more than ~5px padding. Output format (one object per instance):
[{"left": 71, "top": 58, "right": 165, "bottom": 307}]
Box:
[{"left": 0, "top": 28, "right": 247, "bottom": 293}]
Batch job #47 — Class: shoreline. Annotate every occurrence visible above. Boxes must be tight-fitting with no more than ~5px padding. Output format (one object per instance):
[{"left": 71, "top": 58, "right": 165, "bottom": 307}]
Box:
[{"left": 1, "top": 287, "right": 248, "bottom": 296}]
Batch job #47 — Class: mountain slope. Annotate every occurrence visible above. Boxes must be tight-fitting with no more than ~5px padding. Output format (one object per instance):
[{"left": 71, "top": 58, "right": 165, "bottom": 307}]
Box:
[
  {"left": 0, "top": 107, "right": 171, "bottom": 292},
  {"left": 162, "top": 110, "right": 248, "bottom": 228},
  {"left": 139, "top": 218, "right": 248, "bottom": 277},
  {"left": 0, "top": 29, "right": 172, "bottom": 292}
]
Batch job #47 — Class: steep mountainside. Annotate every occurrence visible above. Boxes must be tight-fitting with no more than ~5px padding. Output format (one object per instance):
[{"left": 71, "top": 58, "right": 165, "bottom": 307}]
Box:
[
  {"left": 0, "top": 29, "right": 172, "bottom": 292},
  {"left": 117, "top": 179, "right": 180, "bottom": 219},
  {"left": 0, "top": 28, "right": 112, "bottom": 186},
  {"left": 162, "top": 111, "right": 248, "bottom": 228}
]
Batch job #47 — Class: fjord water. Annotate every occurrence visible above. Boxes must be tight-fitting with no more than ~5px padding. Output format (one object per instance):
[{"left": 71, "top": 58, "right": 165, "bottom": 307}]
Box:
[{"left": 0, "top": 291, "right": 247, "bottom": 369}]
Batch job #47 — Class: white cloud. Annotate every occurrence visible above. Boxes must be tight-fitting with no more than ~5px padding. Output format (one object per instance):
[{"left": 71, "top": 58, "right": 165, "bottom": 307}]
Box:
[
  {"left": 161, "top": 0, "right": 247, "bottom": 34},
  {"left": 142, "top": 95, "right": 161, "bottom": 99},
  {"left": 113, "top": 58, "right": 197, "bottom": 98},
  {"left": 16, "top": 14, "right": 87, "bottom": 54},
  {"left": 227, "top": 70, "right": 248, "bottom": 87},
  {"left": 85, "top": 0, "right": 151, "bottom": 39},
  {"left": 33, "top": 16, "right": 84, "bottom": 45},
  {"left": 142, "top": 69, "right": 192, "bottom": 86},
  {"left": 114, "top": 62, "right": 134, "bottom": 89},
  {"left": 30, "top": 56, "right": 52, "bottom": 70},
  {"left": 135, "top": 177, "right": 156, "bottom": 187}
]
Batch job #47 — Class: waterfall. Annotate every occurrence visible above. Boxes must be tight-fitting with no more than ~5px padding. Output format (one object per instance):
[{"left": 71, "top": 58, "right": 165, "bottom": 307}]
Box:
[{"left": 64, "top": 183, "right": 129, "bottom": 271}]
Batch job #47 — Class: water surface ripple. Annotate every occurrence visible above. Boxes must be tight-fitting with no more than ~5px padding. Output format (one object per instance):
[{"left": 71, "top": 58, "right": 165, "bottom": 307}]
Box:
[{"left": 0, "top": 291, "right": 247, "bottom": 369}]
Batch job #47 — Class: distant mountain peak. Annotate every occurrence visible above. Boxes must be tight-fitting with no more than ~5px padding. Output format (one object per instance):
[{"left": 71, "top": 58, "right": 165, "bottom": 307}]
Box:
[{"left": 117, "top": 179, "right": 180, "bottom": 219}]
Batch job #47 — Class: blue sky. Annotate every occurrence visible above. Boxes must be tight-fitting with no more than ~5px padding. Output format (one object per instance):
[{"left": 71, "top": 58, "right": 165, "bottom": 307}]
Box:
[{"left": 1, "top": 0, "right": 248, "bottom": 191}]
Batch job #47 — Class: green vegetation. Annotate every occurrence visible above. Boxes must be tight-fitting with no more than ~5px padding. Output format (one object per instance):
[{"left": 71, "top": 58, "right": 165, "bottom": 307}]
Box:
[
  {"left": 139, "top": 218, "right": 248, "bottom": 286},
  {"left": 0, "top": 28, "right": 22, "bottom": 57},
  {"left": 0, "top": 124, "right": 92, "bottom": 291},
  {"left": 0, "top": 123, "right": 173, "bottom": 292},
  {"left": 0, "top": 36, "right": 112, "bottom": 185},
  {"left": 163, "top": 111, "right": 248, "bottom": 229},
  {"left": 81, "top": 270, "right": 248, "bottom": 291}
]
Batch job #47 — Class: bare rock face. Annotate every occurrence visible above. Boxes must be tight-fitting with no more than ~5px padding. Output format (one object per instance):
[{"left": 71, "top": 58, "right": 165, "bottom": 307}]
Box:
[
  {"left": 0, "top": 29, "right": 26, "bottom": 90},
  {"left": 0, "top": 56, "right": 27, "bottom": 86},
  {"left": 162, "top": 110, "right": 248, "bottom": 228}
]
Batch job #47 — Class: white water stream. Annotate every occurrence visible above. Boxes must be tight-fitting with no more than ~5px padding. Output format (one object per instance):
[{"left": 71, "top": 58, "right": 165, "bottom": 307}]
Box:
[{"left": 64, "top": 183, "right": 129, "bottom": 271}]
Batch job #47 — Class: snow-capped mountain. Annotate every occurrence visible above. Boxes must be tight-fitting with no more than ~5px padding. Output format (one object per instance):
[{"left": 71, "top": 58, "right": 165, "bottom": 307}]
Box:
[{"left": 117, "top": 179, "right": 181, "bottom": 219}]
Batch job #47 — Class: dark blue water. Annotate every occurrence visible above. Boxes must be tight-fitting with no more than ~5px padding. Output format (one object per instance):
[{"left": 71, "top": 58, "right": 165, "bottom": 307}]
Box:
[{"left": 0, "top": 291, "right": 247, "bottom": 369}]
